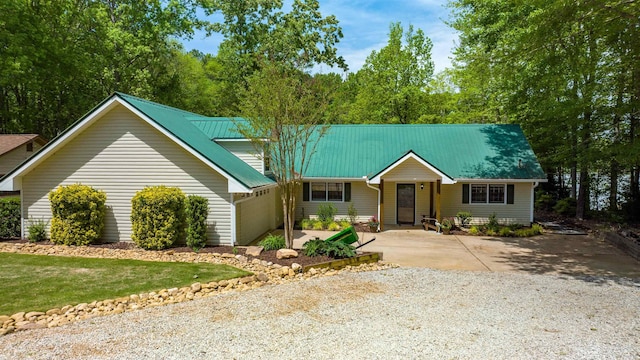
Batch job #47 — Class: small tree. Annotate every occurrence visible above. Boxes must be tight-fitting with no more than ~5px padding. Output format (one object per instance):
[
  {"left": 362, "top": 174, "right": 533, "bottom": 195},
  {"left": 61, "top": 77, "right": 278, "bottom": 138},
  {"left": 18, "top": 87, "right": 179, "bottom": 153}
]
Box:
[
  {"left": 238, "top": 62, "right": 333, "bottom": 248},
  {"left": 185, "top": 195, "right": 209, "bottom": 251}
]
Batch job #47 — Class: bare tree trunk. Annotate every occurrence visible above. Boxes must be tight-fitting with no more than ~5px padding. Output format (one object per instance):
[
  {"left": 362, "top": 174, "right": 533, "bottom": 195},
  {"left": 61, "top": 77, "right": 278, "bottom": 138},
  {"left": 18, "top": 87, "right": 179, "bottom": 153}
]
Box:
[{"left": 609, "top": 160, "right": 618, "bottom": 211}]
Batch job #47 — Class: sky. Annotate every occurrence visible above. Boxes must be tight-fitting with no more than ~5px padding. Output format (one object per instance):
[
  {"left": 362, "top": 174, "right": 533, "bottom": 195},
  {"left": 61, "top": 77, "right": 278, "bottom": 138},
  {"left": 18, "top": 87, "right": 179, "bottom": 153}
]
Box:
[{"left": 181, "top": 0, "right": 459, "bottom": 75}]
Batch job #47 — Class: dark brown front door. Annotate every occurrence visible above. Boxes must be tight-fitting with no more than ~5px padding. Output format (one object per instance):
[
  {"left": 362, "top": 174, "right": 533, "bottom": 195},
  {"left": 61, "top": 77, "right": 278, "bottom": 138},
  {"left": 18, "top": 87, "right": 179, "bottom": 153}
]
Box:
[{"left": 397, "top": 184, "right": 415, "bottom": 224}]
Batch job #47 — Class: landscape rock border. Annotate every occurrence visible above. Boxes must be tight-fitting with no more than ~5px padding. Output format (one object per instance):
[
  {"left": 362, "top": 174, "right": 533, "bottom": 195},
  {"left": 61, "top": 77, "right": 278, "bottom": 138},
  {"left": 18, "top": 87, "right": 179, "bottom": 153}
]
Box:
[{"left": 0, "top": 242, "right": 397, "bottom": 336}]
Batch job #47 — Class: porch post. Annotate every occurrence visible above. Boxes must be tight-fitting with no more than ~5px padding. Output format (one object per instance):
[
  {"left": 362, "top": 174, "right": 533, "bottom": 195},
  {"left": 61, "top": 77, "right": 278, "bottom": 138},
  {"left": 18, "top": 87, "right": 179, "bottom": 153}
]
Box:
[
  {"left": 436, "top": 180, "right": 441, "bottom": 222},
  {"left": 379, "top": 179, "right": 384, "bottom": 231}
]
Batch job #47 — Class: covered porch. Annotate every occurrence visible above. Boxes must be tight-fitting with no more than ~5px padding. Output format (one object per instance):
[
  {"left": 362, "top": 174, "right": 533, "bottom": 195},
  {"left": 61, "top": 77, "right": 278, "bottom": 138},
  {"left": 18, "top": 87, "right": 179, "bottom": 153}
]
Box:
[{"left": 365, "top": 151, "right": 456, "bottom": 231}]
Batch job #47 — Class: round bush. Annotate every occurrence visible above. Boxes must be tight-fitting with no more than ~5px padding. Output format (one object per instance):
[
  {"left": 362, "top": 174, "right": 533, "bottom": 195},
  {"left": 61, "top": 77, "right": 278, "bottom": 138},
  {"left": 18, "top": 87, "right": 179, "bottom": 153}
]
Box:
[
  {"left": 131, "top": 186, "right": 186, "bottom": 250},
  {"left": 49, "top": 184, "right": 106, "bottom": 246}
]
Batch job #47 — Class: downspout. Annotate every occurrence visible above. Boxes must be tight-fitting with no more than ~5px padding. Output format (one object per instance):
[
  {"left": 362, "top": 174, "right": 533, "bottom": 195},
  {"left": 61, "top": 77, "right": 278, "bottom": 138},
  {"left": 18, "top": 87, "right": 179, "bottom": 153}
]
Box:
[
  {"left": 531, "top": 181, "right": 540, "bottom": 224},
  {"left": 364, "top": 176, "right": 381, "bottom": 232}
]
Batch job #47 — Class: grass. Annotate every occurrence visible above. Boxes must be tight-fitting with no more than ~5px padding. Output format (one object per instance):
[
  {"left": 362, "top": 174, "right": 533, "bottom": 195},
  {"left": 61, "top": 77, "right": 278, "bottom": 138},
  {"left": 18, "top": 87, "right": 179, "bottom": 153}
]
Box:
[{"left": 0, "top": 253, "right": 251, "bottom": 315}]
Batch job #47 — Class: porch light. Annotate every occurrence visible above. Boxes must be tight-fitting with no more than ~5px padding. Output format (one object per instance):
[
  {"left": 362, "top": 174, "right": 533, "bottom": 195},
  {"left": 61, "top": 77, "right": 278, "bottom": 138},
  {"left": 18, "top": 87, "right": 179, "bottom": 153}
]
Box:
[{"left": 420, "top": 183, "right": 424, "bottom": 190}]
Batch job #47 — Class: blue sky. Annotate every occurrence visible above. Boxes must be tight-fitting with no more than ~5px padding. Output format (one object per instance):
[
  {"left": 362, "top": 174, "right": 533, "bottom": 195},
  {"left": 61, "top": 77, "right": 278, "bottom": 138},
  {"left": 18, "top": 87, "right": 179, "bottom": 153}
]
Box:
[{"left": 181, "top": 0, "right": 458, "bottom": 74}]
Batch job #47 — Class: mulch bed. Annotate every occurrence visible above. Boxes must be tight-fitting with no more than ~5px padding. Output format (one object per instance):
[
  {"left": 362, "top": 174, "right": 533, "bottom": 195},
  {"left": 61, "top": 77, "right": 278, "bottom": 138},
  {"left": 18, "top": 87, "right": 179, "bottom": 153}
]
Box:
[{"left": 0, "top": 239, "right": 334, "bottom": 268}]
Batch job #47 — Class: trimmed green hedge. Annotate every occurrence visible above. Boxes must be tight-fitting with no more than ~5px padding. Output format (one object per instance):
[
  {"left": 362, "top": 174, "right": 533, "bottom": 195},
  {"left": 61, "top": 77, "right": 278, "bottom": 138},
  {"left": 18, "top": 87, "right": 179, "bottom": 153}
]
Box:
[
  {"left": 0, "top": 197, "right": 21, "bottom": 238},
  {"left": 49, "top": 184, "right": 107, "bottom": 246},
  {"left": 186, "top": 195, "right": 208, "bottom": 251},
  {"left": 131, "top": 186, "right": 186, "bottom": 250}
]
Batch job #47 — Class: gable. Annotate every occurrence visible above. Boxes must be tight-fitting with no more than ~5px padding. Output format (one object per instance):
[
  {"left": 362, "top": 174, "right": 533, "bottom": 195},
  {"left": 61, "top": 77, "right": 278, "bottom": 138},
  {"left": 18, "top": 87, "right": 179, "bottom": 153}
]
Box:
[{"left": 377, "top": 156, "right": 446, "bottom": 182}]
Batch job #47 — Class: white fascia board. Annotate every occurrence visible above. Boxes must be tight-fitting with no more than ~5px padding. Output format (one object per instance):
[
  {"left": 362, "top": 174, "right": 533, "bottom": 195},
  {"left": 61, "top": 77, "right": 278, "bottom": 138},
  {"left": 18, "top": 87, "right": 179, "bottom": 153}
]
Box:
[
  {"left": 455, "top": 178, "right": 548, "bottom": 183},
  {"left": 0, "top": 98, "right": 122, "bottom": 191},
  {"left": 370, "top": 152, "right": 456, "bottom": 185},
  {"left": 301, "top": 177, "right": 366, "bottom": 181},
  {"left": 116, "top": 100, "right": 253, "bottom": 194}
]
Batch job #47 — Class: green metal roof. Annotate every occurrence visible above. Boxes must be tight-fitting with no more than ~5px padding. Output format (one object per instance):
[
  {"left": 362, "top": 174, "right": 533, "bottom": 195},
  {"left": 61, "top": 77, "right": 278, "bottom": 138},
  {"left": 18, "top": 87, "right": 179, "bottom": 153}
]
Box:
[
  {"left": 188, "top": 117, "right": 248, "bottom": 139},
  {"left": 303, "top": 124, "right": 545, "bottom": 180},
  {"left": 115, "top": 93, "right": 274, "bottom": 189}
]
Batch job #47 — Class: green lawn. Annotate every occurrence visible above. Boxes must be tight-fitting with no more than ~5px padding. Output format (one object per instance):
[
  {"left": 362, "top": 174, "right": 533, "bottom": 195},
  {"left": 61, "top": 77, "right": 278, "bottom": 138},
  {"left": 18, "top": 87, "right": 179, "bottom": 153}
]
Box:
[{"left": 0, "top": 252, "right": 251, "bottom": 315}]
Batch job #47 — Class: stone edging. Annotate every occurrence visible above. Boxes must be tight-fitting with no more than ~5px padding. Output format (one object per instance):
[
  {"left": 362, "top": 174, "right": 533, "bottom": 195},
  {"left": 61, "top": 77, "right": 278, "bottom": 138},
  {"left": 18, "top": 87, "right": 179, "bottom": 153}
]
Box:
[
  {"left": 0, "top": 243, "right": 398, "bottom": 336},
  {"left": 596, "top": 231, "right": 640, "bottom": 261}
]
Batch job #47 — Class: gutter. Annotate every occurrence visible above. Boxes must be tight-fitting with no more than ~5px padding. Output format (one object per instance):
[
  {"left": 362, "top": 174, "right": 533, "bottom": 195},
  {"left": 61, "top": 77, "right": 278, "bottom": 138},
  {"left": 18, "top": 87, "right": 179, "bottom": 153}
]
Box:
[{"left": 363, "top": 176, "right": 381, "bottom": 232}]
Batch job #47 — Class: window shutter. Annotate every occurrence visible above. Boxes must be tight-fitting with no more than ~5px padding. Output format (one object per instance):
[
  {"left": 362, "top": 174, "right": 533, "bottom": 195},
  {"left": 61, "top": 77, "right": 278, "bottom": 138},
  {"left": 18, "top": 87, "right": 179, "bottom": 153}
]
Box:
[
  {"left": 303, "top": 182, "right": 309, "bottom": 202},
  {"left": 462, "top": 184, "right": 469, "bottom": 204},
  {"left": 507, "top": 185, "right": 514, "bottom": 204},
  {"left": 344, "top": 183, "right": 351, "bottom": 202}
]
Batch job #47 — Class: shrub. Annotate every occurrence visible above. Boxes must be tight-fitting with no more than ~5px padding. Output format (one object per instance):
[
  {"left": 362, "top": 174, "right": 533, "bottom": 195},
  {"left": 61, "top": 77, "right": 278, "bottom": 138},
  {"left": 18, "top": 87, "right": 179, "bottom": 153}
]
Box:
[
  {"left": 312, "top": 220, "right": 325, "bottom": 230},
  {"left": 535, "top": 191, "right": 556, "bottom": 211},
  {"left": 498, "top": 227, "right": 513, "bottom": 237},
  {"left": 339, "top": 219, "right": 351, "bottom": 229},
  {"left": 185, "top": 195, "right": 208, "bottom": 251},
  {"left": 302, "top": 238, "right": 356, "bottom": 259},
  {"left": 131, "top": 186, "right": 186, "bottom": 250},
  {"left": 455, "top": 211, "right": 472, "bottom": 227},
  {"left": 347, "top": 203, "right": 358, "bottom": 224},
  {"left": 0, "top": 197, "right": 20, "bottom": 238},
  {"left": 553, "top": 197, "right": 576, "bottom": 216},
  {"left": 258, "top": 233, "right": 285, "bottom": 250},
  {"left": 468, "top": 226, "right": 481, "bottom": 235},
  {"left": 327, "top": 222, "right": 341, "bottom": 231},
  {"left": 27, "top": 218, "right": 48, "bottom": 242},
  {"left": 317, "top": 203, "right": 337, "bottom": 223},
  {"left": 487, "top": 212, "right": 500, "bottom": 231},
  {"left": 49, "top": 184, "right": 106, "bottom": 246},
  {"left": 514, "top": 224, "right": 543, "bottom": 237},
  {"left": 300, "top": 218, "right": 313, "bottom": 230}
]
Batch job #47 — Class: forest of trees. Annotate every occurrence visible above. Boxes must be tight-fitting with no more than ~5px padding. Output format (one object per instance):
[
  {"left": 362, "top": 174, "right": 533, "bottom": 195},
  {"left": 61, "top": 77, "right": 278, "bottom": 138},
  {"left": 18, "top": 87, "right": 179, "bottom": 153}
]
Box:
[{"left": 1, "top": 0, "right": 639, "bottom": 221}]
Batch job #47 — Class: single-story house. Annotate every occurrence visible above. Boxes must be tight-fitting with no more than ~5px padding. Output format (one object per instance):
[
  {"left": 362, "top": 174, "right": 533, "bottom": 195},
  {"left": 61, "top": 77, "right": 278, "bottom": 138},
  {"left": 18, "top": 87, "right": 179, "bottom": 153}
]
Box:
[
  {"left": 0, "top": 93, "right": 546, "bottom": 245},
  {"left": 0, "top": 134, "right": 46, "bottom": 177}
]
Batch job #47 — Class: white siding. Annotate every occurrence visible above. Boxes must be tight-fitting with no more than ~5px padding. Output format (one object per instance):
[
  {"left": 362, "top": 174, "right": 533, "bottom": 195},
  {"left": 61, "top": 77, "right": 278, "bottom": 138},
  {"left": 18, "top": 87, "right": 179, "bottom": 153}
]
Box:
[
  {"left": 21, "top": 105, "right": 233, "bottom": 244},
  {"left": 217, "top": 141, "right": 263, "bottom": 173},
  {"left": 296, "top": 181, "right": 377, "bottom": 222},
  {"left": 236, "top": 188, "right": 276, "bottom": 245},
  {"left": 440, "top": 182, "right": 533, "bottom": 225},
  {"left": 0, "top": 142, "right": 43, "bottom": 176},
  {"left": 381, "top": 157, "right": 440, "bottom": 182}
]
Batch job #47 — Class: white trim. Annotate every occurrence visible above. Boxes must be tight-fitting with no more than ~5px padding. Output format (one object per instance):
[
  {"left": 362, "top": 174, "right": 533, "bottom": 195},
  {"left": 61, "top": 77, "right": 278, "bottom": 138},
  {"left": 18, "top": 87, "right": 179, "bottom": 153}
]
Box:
[
  {"left": 0, "top": 96, "right": 255, "bottom": 194},
  {"left": 531, "top": 181, "right": 539, "bottom": 223},
  {"left": 364, "top": 176, "right": 381, "bottom": 232},
  {"left": 302, "top": 177, "right": 365, "bottom": 181},
  {"left": 370, "top": 152, "right": 456, "bottom": 185},
  {"left": 468, "top": 183, "right": 507, "bottom": 205}
]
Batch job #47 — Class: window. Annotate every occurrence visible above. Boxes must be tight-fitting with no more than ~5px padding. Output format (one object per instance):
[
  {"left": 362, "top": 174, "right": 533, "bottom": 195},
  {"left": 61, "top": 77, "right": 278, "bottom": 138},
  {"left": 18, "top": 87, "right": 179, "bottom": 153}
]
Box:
[
  {"left": 26, "top": 142, "right": 33, "bottom": 152},
  {"left": 464, "top": 184, "right": 513, "bottom": 204},
  {"left": 311, "top": 182, "right": 327, "bottom": 201},
  {"left": 471, "top": 184, "right": 487, "bottom": 203},
  {"left": 304, "top": 182, "right": 351, "bottom": 202},
  {"left": 263, "top": 155, "right": 271, "bottom": 172},
  {"left": 488, "top": 184, "right": 505, "bottom": 203}
]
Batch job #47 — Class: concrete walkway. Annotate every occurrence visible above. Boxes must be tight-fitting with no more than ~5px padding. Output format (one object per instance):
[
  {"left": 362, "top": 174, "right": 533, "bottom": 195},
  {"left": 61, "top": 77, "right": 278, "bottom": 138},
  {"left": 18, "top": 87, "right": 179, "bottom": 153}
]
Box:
[{"left": 272, "top": 228, "right": 640, "bottom": 279}]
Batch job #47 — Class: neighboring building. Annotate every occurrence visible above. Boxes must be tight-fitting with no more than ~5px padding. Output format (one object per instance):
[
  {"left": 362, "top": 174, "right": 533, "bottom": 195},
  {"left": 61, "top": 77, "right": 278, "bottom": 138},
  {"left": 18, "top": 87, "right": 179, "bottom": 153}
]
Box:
[
  {"left": 0, "top": 93, "right": 546, "bottom": 244},
  {"left": 0, "top": 134, "right": 46, "bottom": 177}
]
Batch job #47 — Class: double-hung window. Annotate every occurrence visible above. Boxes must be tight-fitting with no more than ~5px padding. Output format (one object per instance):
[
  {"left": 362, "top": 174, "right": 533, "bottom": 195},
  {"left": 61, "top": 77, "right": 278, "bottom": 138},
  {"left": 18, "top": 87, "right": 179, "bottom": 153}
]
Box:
[
  {"left": 304, "top": 182, "right": 351, "bottom": 202},
  {"left": 463, "top": 184, "right": 513, "bottom": 204}
]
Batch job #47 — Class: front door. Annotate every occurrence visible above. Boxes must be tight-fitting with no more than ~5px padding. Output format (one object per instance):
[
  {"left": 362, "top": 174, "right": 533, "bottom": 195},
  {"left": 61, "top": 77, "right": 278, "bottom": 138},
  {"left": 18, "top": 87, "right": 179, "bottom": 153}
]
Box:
[{"left": 397, "top": 184, "right": 415, "bottom": 224}]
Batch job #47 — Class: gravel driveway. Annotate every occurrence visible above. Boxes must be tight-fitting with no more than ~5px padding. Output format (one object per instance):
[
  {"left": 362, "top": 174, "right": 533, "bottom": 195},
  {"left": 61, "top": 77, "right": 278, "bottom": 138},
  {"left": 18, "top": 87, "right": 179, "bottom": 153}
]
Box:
[{"left": 1, "top": 268, "right": 638, "bottom": 359}]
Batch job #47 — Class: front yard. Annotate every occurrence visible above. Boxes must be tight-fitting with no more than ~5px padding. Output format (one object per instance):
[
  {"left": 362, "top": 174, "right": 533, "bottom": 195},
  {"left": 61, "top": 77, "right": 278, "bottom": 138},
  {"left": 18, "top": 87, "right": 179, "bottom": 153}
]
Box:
[{"left": 0, "top": 252, "right": 250, "bottom": 315}]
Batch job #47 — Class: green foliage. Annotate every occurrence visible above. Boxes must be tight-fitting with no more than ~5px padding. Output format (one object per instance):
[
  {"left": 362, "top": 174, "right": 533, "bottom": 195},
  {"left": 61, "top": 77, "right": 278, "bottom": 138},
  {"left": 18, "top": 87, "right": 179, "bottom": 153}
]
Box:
[
  {"left": 487, "top": 213, "right": 500, "bottom": 231},
  {"left": 27, "top": 218, "right": 48, "bottom": 243},
  {"left": 0, "top": 197, "right": 20, "bottom": 238},
  {"left": 498, "top": 227, "right": 513, "bottom": 237},
  {"left": 339, "top": 219, "right": 352, "bottom": 230},
  {"left": 327, "top": 222, "right": 341, "bottom": 231},
  {"left": 185, "top": 195, "right": 208, "bottom": 251},
  {"left": 312, "top": 220, "right": 325, "bottom": 230},
  {"left": 317, "top": 203, "right": 338, "bottom": 223},
  {"left": 514, "top": 224, "right": 543, "bottom": 237},
  {"left": 535, "top": 191, "right": 556, "bottom": 211},
  {"left": 455, "top": 211, "right": 472, "bottom": 227},
  {"left": 468, "top": 225, "right": 480, "bottom": 235},
  {"left": 302, "top": 238, "right": 356, "bottom": 259},
  {"left": 554, "top": 198, "right": 577, "bottom": 216},
  {"left": 258, "top": 233, "right": 286, "bottom": 251},
  {"left": 440, "top": 218, "right": 454, "bottom": 230},
  {"left": 300, "top": 218, "right": 313, "bottom": 230},
  {"left": 131, "top": 186, "right": 186, "bottom": 250},
  {"left": 49, "top": 184, "right": 106, "bottom": 246},
  {"left": 347, "top": 202, "right": 358, "bottom": 224}
]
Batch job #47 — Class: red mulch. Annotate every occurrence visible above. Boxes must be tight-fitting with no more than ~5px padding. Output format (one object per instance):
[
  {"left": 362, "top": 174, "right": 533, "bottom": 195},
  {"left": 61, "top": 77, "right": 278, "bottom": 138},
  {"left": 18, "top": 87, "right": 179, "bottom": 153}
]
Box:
[{"left": 0, "top": 239, "right": 335, "bottom": 267}]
